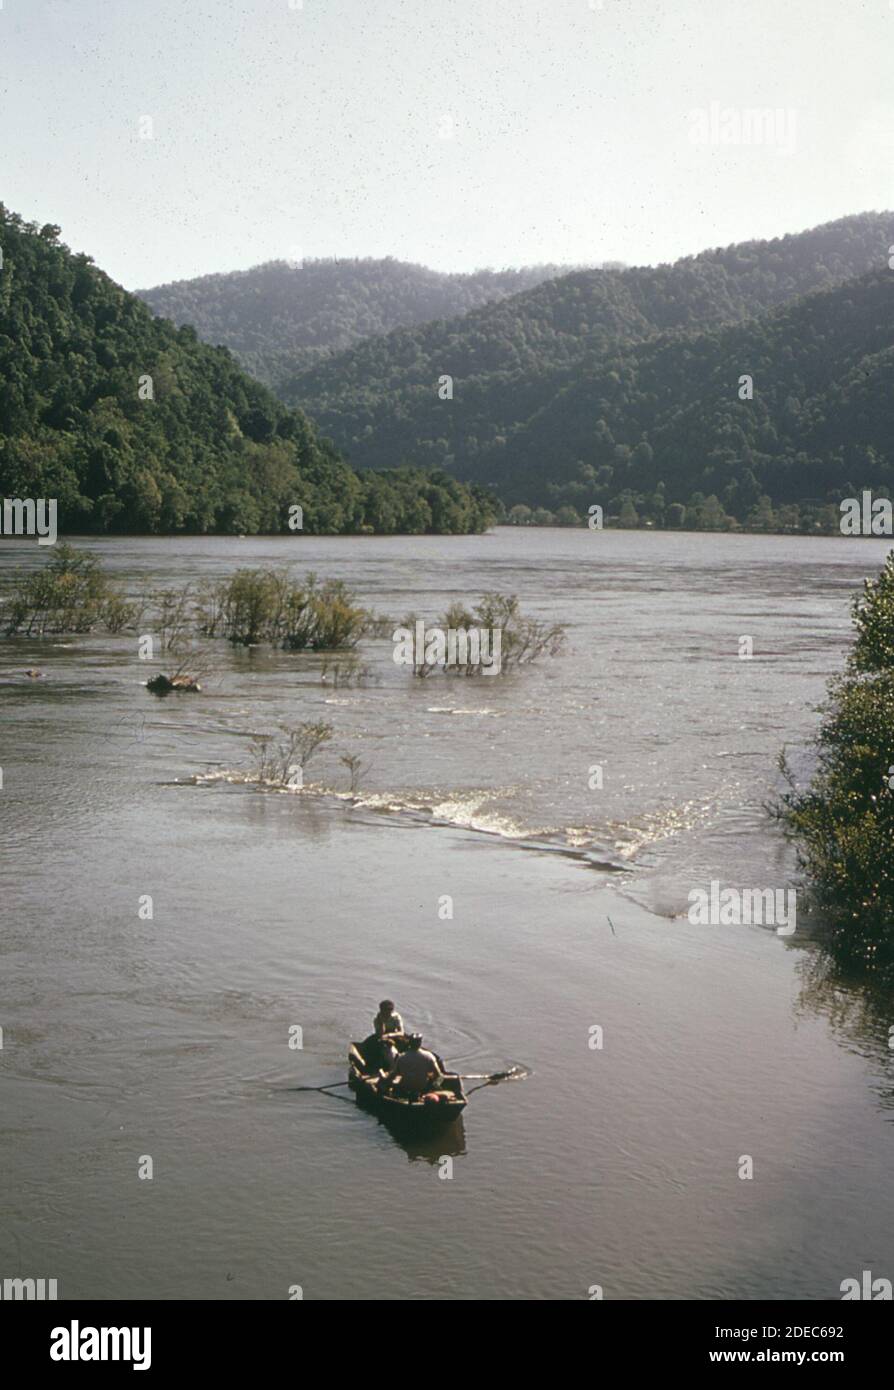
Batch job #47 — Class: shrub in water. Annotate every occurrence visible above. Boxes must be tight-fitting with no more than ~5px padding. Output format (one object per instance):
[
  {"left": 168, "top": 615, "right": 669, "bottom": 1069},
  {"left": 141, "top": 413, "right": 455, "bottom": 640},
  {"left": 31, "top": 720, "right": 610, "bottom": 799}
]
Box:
[{"left": 780, "top": 550, "right": 894, "bottom": 971}]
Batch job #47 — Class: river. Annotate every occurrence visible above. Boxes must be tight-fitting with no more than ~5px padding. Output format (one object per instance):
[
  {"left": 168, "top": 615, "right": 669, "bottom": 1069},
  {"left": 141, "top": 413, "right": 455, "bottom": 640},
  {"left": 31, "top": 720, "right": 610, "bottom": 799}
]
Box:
[{"left": 1, "top": 526, "right": 892, "bottom": 1299}]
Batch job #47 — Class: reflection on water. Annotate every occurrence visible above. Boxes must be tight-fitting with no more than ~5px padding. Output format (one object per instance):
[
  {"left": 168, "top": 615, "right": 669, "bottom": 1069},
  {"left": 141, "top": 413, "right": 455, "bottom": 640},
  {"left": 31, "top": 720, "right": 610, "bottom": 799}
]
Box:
[
  {"left": 792, "top": 947, "right": 894, "bottom": 1114},
  {"left": 379, "top": 1117, "right": 468, "bottom": 1166}
]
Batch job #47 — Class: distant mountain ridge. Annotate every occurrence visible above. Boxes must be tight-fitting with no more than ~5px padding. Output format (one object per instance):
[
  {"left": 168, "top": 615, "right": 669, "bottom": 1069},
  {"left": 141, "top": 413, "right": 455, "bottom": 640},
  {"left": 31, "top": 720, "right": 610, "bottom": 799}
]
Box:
[
  {"left": 137, "top": 257, "right": 572, "bottom": 390},
  {"left": 480, "top": 267, "right": 894, "bottom": 518},
  {"left": 136, "top": 212, "right": 894, "bottom": 530},
  {"left": 281, "top": 214, "right": 893, "bottom": 505}
]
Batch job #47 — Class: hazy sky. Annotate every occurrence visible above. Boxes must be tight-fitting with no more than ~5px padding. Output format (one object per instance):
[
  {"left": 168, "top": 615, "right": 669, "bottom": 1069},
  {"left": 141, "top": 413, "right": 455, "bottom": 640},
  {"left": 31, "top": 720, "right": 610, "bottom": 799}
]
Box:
[{"left": 3, "top": 0, "right": 892, "bottom": 288}]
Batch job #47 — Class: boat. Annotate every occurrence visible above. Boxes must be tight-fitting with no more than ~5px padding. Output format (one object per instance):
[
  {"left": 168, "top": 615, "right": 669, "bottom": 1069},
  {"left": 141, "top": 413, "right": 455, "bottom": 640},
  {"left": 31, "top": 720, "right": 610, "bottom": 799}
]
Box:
[{"left": 348, "top": 1039, "right": 467, "bottom": 1134}]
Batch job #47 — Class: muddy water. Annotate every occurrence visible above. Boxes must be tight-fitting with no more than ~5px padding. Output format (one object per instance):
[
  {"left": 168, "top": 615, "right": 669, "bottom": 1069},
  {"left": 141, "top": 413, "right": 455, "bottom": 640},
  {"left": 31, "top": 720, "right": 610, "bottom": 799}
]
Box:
[{"left": 1, "top": 528, "right": 892, "bottom": 1299}]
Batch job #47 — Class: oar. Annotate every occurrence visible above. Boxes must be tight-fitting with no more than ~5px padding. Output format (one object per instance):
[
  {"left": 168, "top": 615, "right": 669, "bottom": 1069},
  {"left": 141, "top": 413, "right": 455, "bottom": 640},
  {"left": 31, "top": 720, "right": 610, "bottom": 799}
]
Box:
[
  {"left": 292, "top": 1066, "right": 523, "bottom": 1093},
  {"left": 466, "top": 1076, "right": 517, "bottom": 1096},
  {"left": 457, "top": 1067, "right": 520, "bottom": 1082},
  {"left": 290, "top": 1080, "right": 352, "bottom": 1093}
]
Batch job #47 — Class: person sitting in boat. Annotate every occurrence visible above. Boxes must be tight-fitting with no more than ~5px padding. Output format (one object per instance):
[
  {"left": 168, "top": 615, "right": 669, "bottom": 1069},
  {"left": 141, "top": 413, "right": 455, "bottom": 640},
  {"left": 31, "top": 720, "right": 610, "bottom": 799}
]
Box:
[
  {"left": 374, "top": 999, "right": 404, "bottom": 1043},
  {"left": 381, "top": 1033, "right": 443, "bottom": 1098},
  {"left": 358, "top": 1000, "right": 404, "bottom": 1070},
  {"left": 373, "top": 999, "right": 405, "bottom": 1067}
]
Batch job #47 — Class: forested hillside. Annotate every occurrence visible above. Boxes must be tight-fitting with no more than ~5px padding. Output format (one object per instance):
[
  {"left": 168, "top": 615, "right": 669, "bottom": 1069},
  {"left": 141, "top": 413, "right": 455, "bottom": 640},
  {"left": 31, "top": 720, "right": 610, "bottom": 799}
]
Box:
[
  {"left": 0, "top": 206, "right": 495, "bottom": 536},
  {"left": 280, "top": 213, "right": 891, "bottom": 525},
  {"left": 138, "top": 258, "right": 568, "bottom": 390},
  {"left": 483, "top": 270, "right": 894, "bottom": 526}
]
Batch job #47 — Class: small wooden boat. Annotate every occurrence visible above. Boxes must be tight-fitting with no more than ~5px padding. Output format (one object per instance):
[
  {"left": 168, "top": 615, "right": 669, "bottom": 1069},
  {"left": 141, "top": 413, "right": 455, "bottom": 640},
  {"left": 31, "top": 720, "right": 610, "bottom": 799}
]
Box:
[{"left": 348, "top": 1039, "right": 467, "bottom": 1134}]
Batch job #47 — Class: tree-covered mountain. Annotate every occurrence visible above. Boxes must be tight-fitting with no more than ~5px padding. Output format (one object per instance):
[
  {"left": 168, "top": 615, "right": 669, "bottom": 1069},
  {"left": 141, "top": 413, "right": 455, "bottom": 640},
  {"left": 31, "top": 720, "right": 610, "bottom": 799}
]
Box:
[
  {"left": 0, "top": 206, "right": 495, "bottom": 536},
  {"left": 482, "top": 268, "right": 894, "bottom": 524},
  {"left": 138, "top": 258, "right": 569, "bottom": 391},
  {"left": 278, "top": 213, "right": 891, "bottom": 522}
]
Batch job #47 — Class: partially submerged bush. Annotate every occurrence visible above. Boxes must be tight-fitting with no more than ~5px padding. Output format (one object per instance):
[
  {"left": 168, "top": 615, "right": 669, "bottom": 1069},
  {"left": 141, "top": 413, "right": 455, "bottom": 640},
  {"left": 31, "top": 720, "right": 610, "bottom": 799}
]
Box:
[
  {"left": 104, "top": 589, "right": 144, "bottom": 634},
  {"left": 403, "top": 592, "right": 566, "bottom": 676},
  {"left": 198, "top": 568, "right": 366, "bottom": 650},
  {"left": 153, "top": 585, "right": 195, "bottom": 653},
  {"left": 470, "top": 593, "right": 566, "bottom": 669},
  {"left": 5, "top": 542, "right": 137, "bottom": 635},
  {"left": 4, "top": 550, "right": 367, "bottom": 657},
  {"left": 248, "top": 721, "right": 334, "bottom": 785},
  {"left": 197, "top": 568, "right": 287, "bottom": 646},
  {"left": 319, "top": 654, "right": 373, "bottom": 687},
  {"left": 340, "top": 753, "right": 371, "bottom": 792},
  {"left": 282, "top": 577, "right": 364, "bottom": 651}
]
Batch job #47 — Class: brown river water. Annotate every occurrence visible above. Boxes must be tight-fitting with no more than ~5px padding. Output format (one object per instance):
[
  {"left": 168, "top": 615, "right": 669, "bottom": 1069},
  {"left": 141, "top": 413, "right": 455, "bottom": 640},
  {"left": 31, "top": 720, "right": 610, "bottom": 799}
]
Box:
[{"left": 1, "top": 527, "right": 893, "bottom": 1299}]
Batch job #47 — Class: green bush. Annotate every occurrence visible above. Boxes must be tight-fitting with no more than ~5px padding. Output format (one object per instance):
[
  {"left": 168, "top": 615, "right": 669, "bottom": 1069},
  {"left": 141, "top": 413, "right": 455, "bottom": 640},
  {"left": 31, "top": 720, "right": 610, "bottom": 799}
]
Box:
[
  {"left": 5, "top": 542, "right": 134, "bottom": 635},
  {"left": 780, "top": 549, "right": 894, "bottom": 970},
  {"left": 405, "top": 592, "right": 565, "bottom": 676},
  {"left": 851, "top": 550, "right": 894, "bottom": 674},
  {"left": 199, "top": 568, "right": 366, "bottom": 649}
]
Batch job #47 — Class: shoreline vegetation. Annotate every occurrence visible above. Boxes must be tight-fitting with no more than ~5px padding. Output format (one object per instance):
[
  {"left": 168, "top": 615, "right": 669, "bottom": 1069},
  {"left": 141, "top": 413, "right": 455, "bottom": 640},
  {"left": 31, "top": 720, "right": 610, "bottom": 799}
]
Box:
[
  {"left": 497, "top": 497, "right": 877, "bottom": 536},
  {"left": 1, "top": 505, "right": 878, "bottom": 536},
  {"left": 779, "top": 550, "right": 894, "bottom": 976}
]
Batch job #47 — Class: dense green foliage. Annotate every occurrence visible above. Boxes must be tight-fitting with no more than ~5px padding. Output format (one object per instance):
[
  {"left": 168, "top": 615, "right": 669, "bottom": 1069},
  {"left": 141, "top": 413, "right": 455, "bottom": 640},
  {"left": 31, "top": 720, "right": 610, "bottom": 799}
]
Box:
[
  {"left": 138, "top": 257, "right": 567, "bottom": 390},
  {"left": 479, "top": 268, "right": 894, "bottom": 528},
  {"left": 278, "top": 213, "right": 891, "bottom": 525},
  {"left": 781, "top": 553, "right": 894, "bottom": 969},
  {"left": 850, "top": 552, "right": 894, "bottom": 672},
  {"left": 0, "top": 206, "right": 496, "bottom": 536}
]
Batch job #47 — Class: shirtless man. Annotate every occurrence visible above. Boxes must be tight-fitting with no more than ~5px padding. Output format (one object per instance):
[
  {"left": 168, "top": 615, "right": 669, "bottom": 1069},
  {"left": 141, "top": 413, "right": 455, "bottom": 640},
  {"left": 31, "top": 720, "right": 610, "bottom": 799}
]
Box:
[{"left": 370, "top": 999, "right": 405, "bottom": 1068}]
